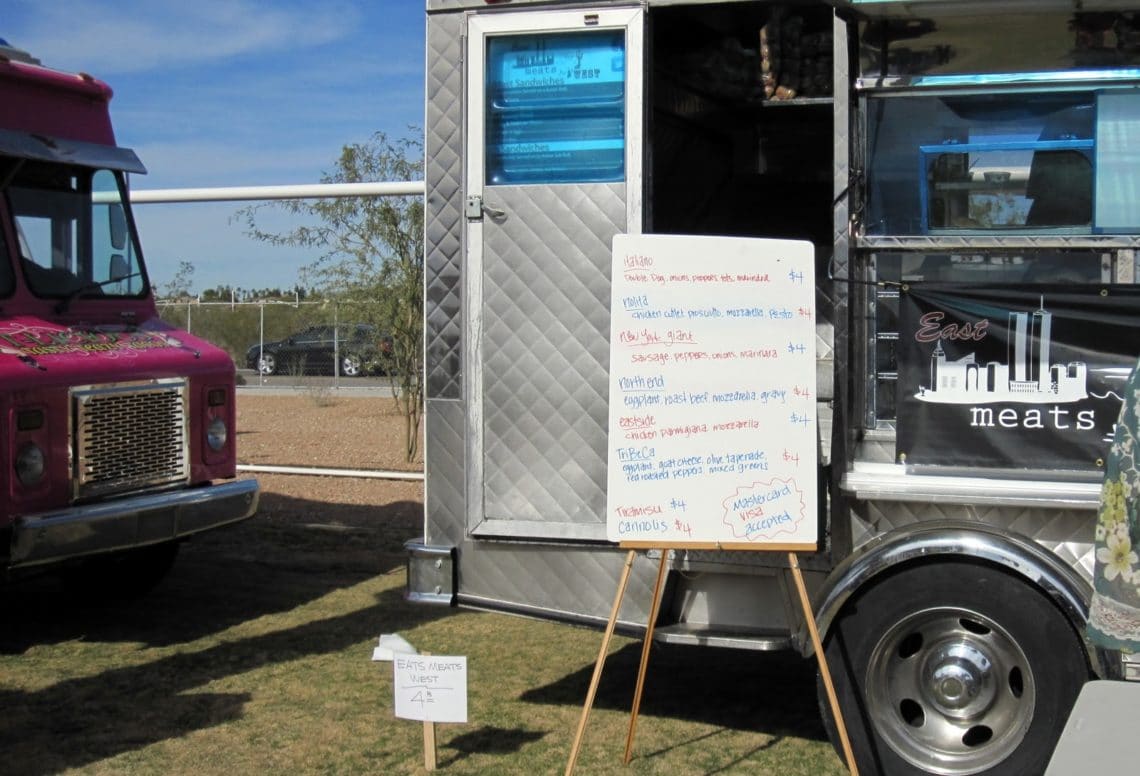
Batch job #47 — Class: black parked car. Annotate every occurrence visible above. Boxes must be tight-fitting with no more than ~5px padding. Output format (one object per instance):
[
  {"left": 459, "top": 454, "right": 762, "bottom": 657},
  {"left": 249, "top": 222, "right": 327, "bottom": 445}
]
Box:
[{"left": 245, "top": 323, "right": 392, "bottom": 377}]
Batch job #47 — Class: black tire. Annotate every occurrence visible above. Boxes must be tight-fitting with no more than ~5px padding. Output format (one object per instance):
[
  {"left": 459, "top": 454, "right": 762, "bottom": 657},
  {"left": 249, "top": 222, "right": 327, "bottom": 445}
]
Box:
[
  {"left": 257, "top": 352, "right": 277, "bottom": 376},
  {"left": 818, "top": 561, "right": 1088, "bottom": 775},
  {"left": 62, "top": 542, "right": 181, "bottom": 600}
]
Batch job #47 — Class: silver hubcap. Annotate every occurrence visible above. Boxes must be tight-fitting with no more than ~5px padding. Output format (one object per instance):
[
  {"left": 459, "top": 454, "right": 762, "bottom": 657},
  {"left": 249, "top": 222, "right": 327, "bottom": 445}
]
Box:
[
  {"left": 258, "top": 354, "right": 275, "bottom": 374},
  {"left": 865, "top": 607, "right": 1034, "bottom": 775}
]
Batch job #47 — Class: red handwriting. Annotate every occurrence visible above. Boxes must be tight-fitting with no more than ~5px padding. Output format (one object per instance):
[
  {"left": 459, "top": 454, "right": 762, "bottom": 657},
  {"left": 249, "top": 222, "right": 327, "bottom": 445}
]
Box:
[
  {"left": 616, "top": 504, "right": 663, "bottom": 517},
  {"left": 914, "top": 311, "right": 989, "bottom": 343},
  {"left": 619, "top": 415, "right": 655, "bottom": 429}
]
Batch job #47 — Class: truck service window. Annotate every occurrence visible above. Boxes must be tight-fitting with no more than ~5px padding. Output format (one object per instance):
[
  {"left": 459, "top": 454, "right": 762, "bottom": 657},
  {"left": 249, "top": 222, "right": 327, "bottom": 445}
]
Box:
[
  {"left": 865, "top": 92, "right": 1100, "bottom": 235},
  {"left": 485, "top": 30, "right": 626, "bottom": 185},
  {"left": 1095, "top": 91, "right": 1140, "bottom": 231},
  {"left": 865, "top": 90, "right": 1140, "bottom": 236}
]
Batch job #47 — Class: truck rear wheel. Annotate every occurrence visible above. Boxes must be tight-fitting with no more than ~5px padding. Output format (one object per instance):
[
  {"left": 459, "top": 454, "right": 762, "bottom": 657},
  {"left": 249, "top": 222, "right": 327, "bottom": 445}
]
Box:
[{"left": 818, "top": 560, "right": 1088, "bottom": 775}]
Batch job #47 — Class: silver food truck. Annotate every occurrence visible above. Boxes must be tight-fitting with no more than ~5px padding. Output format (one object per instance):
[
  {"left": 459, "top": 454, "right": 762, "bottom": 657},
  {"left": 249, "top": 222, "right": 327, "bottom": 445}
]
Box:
[{"left": 410, "top": 1, "right": 1140, "bottom": 773}]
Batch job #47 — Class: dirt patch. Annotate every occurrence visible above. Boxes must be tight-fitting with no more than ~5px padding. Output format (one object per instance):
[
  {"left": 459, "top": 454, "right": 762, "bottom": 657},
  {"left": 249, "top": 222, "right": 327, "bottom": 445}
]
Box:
[
  {"left": 236, "top": 392, "right": 423, "bottom": 471},
  {"left": 234, "top": 392, "right": 424, "bottom": 534}
]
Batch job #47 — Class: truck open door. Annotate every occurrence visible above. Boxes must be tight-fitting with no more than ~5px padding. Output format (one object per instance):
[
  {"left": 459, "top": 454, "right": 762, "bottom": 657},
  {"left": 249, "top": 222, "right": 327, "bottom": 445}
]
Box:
[
  {"left": 417, "top": 6, "right": 658, "bottom": 625},
  {"left": 464, "top": 7, "right": 643, "bottom": 544}
]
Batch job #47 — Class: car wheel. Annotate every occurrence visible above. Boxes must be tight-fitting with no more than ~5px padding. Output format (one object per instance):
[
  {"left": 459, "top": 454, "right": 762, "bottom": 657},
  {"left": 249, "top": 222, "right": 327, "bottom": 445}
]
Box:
[
  {"left": 341, "top": 354, "right": 363, "bottom": 377},
  {"left": 258, "top": 353, "right": 277, "bottom": 376},
  {"left": 818, "top": 560, "right": 1088, "bottom": 775}
]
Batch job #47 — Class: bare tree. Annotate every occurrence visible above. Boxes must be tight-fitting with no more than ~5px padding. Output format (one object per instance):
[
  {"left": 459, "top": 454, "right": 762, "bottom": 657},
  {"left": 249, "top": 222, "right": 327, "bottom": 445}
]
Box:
[
  {"left": 159, "top": 260, "right": 196, "bottom": 300},
  {"left": 234, "top": 131, "right": 424, "bottom": 460}
]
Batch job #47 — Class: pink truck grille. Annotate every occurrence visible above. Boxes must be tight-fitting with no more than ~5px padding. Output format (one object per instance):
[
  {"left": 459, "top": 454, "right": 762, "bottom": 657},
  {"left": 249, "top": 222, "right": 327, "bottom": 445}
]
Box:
[{"left": 72, "top": 380, "right": 190, "bottom": 500}]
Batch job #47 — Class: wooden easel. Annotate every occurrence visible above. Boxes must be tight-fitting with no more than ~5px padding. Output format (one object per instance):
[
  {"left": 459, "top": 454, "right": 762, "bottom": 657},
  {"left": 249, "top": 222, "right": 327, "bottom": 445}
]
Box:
[
  {"left": 581, "top": 234, "right": 844, "bottom": 771},
  {"left": 564, "top": 544, "right": 859, "bottom": 776}
]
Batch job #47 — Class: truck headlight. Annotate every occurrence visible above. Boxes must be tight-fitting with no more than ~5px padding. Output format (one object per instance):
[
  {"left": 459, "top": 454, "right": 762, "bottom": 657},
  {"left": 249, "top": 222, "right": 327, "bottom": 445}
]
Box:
[
  {"left": 15, "top": 442, "right": 45, "bottom": 486},
  {"left": 206, "top": 417, "right": 228, "bottom": 452}
]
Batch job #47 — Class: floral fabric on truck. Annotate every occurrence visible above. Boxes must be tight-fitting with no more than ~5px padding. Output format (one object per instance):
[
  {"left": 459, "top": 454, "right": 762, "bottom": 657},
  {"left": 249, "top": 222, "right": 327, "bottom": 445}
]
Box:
[{"left": 1089, "top": 360, "right": 1140, "bottom": 651}]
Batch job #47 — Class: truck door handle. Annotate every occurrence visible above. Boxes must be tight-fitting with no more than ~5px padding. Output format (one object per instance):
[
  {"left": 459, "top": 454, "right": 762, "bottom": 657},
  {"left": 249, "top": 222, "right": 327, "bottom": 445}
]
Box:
[{"left": 465, "top": 195, "right": 505, "bottom": 221}]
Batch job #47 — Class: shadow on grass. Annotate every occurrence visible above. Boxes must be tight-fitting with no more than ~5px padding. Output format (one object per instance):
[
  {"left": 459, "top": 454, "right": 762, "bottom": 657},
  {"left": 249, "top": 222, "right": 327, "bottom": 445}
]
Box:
[
  {"left": 0, "top": 495, "right": 423, "bottom": 652},
  {"left": 522, "top": 641, "right": 829, "bottom": 744},
  {"left": 0, "top": 490, "right": 438, "bottom": 772},
  {"left": 619, "top": 726, "right": 785, "bottom": 773},
  {"left": 0, "top": 585, "right": 444, "bottom": 775},
  {"left": 439, "top": 726, "right": 548, "bottom": 767}
]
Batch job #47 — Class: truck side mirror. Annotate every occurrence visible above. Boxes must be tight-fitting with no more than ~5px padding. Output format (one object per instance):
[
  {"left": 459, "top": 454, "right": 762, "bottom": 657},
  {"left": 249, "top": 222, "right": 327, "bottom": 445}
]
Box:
[
  {"left": 108, "top": 204, "right": 128, "bottom": 251},
  {"left": 109, "top": 253, "right": 128, "bottom": 282}
]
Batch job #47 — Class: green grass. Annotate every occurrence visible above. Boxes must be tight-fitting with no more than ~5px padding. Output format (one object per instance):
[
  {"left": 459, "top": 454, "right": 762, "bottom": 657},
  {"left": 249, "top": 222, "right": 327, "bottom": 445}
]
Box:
[{"left": 0, "top": 507, "right": 847, "bottom": 775}]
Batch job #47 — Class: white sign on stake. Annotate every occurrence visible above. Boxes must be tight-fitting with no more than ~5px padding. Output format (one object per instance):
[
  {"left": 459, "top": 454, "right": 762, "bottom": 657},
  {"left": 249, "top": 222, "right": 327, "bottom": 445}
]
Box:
[{"left": 393, "top": 655, "right": 468, "bottom": 723}]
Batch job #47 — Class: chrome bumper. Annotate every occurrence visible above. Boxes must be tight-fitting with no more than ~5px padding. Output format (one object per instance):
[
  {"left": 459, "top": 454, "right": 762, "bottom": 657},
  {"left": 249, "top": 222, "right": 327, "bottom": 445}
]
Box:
[{"left": 9, "top": 478, "right": 260, "bottom": 568}]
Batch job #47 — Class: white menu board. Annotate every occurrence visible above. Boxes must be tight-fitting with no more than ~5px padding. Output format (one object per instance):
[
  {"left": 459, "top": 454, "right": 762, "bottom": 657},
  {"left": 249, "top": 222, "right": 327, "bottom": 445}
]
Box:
[{"left": 606, "top": 234, "right": 818, "bottom": 549}]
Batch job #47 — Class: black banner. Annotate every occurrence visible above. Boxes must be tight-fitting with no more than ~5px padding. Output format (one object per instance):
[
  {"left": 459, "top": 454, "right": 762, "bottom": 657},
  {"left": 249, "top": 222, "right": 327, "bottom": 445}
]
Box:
[{"left": 897, "top": 284, "right": 1140, "bottom": 471}]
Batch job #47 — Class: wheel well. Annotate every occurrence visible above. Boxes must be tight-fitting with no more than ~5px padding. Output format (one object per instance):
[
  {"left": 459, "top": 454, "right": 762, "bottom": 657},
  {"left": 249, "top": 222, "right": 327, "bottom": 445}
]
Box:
[{"left": 810, "top": 524, "right": 1108, "bottom": 677}]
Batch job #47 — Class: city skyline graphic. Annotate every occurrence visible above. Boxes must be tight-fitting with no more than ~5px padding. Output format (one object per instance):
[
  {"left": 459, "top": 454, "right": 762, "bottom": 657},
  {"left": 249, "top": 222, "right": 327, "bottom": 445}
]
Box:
[{"left": 915, "top": 296, "right": 1090, "bottom": 405}]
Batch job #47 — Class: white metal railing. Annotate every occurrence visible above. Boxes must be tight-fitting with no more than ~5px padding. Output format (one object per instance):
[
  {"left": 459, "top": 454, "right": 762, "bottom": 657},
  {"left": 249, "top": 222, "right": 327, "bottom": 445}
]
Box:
[
  {"left": 94, "top": 180, "right": 424, "bottom": 204},
  {"left": 237, "top": 463, "right": 423, "bottom": 481},
  {"left": 127, "top": 180, "right": 424, "bottom": 203}
]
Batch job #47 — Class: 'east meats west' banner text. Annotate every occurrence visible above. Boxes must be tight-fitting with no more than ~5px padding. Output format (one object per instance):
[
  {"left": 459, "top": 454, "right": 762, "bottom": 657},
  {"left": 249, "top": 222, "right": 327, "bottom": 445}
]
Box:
[{"left": 897, "top": 284, "right": 1140, "bottom": 470}]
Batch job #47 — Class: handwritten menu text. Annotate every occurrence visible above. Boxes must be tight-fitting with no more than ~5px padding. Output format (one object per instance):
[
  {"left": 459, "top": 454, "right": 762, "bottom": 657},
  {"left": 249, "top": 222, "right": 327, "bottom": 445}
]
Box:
[{"left": 606, "top": 235, "right": 818, "bottom": 547}]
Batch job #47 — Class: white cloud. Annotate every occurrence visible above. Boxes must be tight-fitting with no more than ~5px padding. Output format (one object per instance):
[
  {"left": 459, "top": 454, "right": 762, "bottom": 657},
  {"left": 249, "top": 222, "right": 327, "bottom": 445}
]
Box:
[{"left": 10, "top": 0, "right": 362, "bottom": 75}]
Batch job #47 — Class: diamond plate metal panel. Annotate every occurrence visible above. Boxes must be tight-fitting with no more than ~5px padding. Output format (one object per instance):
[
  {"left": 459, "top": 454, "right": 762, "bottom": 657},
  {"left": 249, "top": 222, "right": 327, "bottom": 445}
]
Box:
[
  {"left": 826, "top": 12, "right": 854, "bottom": 561},
  {"left": 852, "top": 499, "right": 1096, "bottom": 581},
  {"left": 460, "top": 543, "right": 661, "bottom": 625},
  {"left": 480, "top": 183, "right": 626, "bottom": 526},
  {"left": 425, "top": 13, "right": 463, "bottom": 400},
  {"left": 425, "top": 399, "right": 465, "bottom": 546}
]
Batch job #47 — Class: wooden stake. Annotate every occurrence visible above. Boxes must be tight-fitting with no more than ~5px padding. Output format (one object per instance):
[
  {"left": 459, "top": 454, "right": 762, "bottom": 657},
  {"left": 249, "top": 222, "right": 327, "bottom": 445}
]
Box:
[
  {"left": 421, "top": 651, "right": 437, "bottom": 771},
  {"left": 788, "top": 553, "right": 859, "bottom": 776},
  {"left": 565, "top": 550, "right": 637, "bottom": 776},
  {"left": 624, "top": 550, "right": 669, "bottom": 764},
  {"left": 423, "top": 719, "right": 437, "bottom": 771}
]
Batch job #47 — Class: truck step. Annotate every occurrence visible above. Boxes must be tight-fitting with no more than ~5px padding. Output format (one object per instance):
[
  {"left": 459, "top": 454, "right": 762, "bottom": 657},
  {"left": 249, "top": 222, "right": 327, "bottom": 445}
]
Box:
[
  {"left": 1123, "top": 652, "right": 1140, "bottom": 681},
  {"left": 652, "top": 623, "right": 793, "bottom": 652}
]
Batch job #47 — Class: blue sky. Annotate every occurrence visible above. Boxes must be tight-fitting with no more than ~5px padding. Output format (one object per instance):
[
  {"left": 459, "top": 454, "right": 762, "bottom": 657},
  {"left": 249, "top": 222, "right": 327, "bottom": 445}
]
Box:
[{"left": 4, "top": 0, "right": 425, "bottom": 293}]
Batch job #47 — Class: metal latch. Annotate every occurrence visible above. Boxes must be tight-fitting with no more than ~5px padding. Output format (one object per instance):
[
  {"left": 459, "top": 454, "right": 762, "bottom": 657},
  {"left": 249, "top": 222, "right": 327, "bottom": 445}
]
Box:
[{"left": 465, "top": 195, "right": 504, "bottom": 220}]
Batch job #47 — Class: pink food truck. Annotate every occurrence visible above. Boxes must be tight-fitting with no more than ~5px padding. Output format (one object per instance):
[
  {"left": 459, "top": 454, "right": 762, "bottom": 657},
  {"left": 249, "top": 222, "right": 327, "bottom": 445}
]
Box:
[{"left": 0, "top": 45, "right": 258, "bottom": 594}]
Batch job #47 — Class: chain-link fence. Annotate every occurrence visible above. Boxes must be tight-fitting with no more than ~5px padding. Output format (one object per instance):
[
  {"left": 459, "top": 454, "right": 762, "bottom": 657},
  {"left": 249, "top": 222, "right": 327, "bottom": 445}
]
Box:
[{"left": 157, "top": 298, "right": 397, "bottom": 389}]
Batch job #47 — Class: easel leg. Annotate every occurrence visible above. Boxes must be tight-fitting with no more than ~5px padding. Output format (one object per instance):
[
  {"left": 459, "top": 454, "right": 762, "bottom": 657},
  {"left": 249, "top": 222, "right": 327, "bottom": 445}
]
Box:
[
  {"left": 623, "top": 550, "right": 669, "bottom": 764},
  {"left": 565, "top": 549, "right": 637, "bottom": 776},
  {"left": 788, "top": 553, "right": 860, "bottom": 776}
]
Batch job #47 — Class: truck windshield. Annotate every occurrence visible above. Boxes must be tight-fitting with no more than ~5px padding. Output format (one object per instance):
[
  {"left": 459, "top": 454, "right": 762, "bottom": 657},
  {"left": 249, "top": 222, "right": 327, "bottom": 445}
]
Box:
[{"left": 8, "top": 164, "right": 146, "bottom": 300}]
